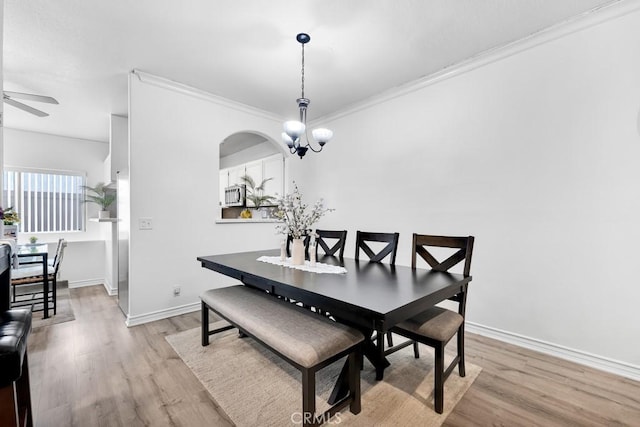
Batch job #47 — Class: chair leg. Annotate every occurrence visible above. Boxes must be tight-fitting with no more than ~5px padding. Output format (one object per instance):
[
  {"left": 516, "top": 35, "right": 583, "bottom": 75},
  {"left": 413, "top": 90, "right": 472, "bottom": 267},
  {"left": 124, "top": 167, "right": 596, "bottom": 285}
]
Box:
[
  {"left": 457, "top": 325, "right": 466, "bottom": 377},
  {"left": 53, "top": 278, "right": 57, "bottom": 315},
  {"left": 386, "top": 332, "right": 394, "bottom": 347},
  {"left": 301, "top": 368, "right": 316, "bottom": 426},
  {"left": 348, "top": 348, "right": 361, "bottom": 414},
  {"left": 413, "top": 341, "right": 420, "bottom": 358},
  {"left": 434, "top": 344, "right": 445, "bottom": 414}
]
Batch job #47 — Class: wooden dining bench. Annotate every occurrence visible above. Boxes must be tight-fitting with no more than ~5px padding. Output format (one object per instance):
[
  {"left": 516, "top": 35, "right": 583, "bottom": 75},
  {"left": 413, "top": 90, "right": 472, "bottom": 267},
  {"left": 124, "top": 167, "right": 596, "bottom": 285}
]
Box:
[{"left": 201, "top": 285, "right": 363, "bottom": 426}]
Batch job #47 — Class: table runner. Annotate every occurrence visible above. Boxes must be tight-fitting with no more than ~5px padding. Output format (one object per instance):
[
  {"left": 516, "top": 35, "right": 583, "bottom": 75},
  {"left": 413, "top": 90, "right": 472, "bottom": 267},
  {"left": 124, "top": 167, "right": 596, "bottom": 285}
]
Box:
[{"left": 257, "top": 256, "right": 347, "bottom": 274}]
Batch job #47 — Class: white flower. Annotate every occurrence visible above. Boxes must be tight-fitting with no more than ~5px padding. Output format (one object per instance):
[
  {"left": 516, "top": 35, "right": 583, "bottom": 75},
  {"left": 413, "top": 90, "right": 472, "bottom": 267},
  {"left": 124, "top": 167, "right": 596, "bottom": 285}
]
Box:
[{"left": 274, "top": 182, "right": 333, "bottom": 239}]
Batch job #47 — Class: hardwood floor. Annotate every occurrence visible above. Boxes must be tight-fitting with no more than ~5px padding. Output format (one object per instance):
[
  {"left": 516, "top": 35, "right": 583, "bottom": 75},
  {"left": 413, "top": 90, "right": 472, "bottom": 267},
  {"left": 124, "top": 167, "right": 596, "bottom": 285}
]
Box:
[{"left": 27, "top": 285, "right": 640, "bottom": 426}]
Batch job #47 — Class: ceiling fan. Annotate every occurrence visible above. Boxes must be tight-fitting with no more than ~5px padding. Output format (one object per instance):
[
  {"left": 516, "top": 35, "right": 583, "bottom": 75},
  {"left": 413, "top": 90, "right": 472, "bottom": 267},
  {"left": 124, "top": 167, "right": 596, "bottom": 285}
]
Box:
[{"left": 2, "top": 91, "right": 59, "bottom": 117}]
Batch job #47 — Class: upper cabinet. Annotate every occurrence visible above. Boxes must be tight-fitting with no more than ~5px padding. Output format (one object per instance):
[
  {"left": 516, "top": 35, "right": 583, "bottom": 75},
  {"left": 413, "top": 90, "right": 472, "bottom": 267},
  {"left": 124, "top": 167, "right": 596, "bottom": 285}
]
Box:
[
  {"left": 220, "top": 154, "right": 284, "bottom": 207},
  {"left": 262, "top": 154, "right": 284, "bottom": 200}
]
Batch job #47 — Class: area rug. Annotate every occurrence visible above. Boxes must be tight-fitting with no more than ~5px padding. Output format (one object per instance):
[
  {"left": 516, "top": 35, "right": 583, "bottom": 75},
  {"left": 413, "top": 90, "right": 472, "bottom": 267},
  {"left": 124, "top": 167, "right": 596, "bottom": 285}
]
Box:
[
  {"left": 166, "top": 322, "right": 481, "bottom": 426},
  {"left": 13, "top": 280, "right": 75, "bottom": 328}
]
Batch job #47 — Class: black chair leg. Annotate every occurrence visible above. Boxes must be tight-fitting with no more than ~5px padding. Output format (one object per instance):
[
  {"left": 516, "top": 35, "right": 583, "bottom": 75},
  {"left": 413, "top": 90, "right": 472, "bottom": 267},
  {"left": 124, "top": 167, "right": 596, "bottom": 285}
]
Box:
[
  {"left": 348, "top": 349, "right": 361, "bottom": 414},
  {"left": 53, "top": 279, "right": 57, "bottom": 315},
  {"left": 413, "top": 341, "right": 420, "bottom": 358},
  {"left": 434, "top": 344, "right": 445, "bottom": 414},
  {"left": 457, "top": 326, "right": 466, "bottom": 377},
  {"left": 386, "top": 332, "right": 393, "bottom": 347}
]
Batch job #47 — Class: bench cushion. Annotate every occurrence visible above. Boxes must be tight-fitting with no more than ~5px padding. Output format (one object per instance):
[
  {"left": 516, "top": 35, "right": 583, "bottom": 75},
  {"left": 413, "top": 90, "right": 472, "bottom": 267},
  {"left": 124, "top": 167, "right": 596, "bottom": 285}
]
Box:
[
  {"left": 395, "top": 306, "right": 463, "bottom": 342},
  {"left": 201, "top": 285, "right": 364, "bottom": 369}
]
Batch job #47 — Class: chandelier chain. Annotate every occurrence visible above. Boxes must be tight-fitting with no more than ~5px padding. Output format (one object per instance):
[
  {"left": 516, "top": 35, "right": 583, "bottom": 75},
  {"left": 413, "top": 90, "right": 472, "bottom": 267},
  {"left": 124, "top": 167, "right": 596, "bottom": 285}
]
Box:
[{"left": 301, "top": 43, "right": 305, "bottom": 99}]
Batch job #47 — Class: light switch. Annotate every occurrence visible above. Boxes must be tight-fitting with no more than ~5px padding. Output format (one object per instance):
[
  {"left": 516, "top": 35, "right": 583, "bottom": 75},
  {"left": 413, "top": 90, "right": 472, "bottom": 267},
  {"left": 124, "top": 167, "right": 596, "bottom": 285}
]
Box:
[{"left": 139, "top": 217, "right": 153, "bottom": 230}]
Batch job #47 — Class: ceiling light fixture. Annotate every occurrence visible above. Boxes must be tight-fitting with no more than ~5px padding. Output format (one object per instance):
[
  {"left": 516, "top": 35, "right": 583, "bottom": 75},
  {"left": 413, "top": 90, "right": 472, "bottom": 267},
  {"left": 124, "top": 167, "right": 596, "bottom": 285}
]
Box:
[{"left": 282, "top": 33, "right": 333, "bottom": 159}]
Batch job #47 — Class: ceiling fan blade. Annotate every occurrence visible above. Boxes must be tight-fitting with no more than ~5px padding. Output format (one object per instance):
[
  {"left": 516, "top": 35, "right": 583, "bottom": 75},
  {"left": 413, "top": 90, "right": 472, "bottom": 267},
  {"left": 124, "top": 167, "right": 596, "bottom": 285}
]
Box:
[
  {"left": 3, "top": 91, "right": 59, "bottom": 104},
  {"left": 3, "top": 97, "right": 49, "bottom": 117}
]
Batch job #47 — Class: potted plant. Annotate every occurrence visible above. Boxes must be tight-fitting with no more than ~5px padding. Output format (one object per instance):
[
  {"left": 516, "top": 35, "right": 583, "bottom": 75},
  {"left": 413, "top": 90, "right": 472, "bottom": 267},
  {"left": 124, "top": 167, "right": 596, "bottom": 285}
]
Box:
[
  {"left": 83, "top": 182, "right": 116, "bottom": 219},
  {"left": 239, "top": 175, "right": 275, "bottom": 218},
  {"left": 0, "top": 207, "right": 20, "bottom": 240}
]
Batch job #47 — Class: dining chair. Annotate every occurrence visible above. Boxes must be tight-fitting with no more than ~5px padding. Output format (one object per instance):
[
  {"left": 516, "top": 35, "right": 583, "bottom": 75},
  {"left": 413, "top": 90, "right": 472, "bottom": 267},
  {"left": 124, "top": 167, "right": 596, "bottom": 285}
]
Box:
[
  {"left": 314, "top": 229, "right": 348, "bottom": 259},
  {"left": 47, "top": 238, "right": 65, "bottom": 267},
  {"left": 11, "top": 240, "right": 67, "bottom": 315},
  {"left": 354, "top": 231, "right": 399, "bottom": 264},
  {"left": 355, "top": 230, "right": 400, "bottom": 347},
  {"left": 387, "top": 233, "right": 474, "bottom": 414}
]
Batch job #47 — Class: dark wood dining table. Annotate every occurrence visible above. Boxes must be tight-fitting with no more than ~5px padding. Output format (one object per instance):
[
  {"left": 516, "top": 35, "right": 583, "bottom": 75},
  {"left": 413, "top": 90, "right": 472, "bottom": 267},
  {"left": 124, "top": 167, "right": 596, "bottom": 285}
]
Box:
[{"left": 198, "top": 249, "right": 471, "bottom": 383}]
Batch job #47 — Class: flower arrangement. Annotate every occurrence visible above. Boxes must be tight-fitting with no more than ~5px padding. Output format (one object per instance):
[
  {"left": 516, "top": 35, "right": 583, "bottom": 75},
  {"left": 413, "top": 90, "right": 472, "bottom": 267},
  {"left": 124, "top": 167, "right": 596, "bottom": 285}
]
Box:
[
  {"left": 1, "top": 207, "right": 20, "bottom": 225},
  {"left": 274, "top": 182, "right": 333, "bottom": 239}
]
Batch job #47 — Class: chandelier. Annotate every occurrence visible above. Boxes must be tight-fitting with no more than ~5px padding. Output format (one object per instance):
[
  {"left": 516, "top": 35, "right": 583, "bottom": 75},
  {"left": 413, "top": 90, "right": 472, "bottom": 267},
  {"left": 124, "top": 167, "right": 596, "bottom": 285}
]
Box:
[{"left": 282, "top": 33, "right": 333, "bottom": 159}]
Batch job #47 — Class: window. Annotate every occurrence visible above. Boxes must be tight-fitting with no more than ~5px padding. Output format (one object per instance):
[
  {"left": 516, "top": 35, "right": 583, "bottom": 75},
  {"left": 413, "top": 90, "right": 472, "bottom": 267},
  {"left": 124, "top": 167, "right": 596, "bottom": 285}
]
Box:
[{"left": 3, "top": 168, "right": 86, "bottom": 233}]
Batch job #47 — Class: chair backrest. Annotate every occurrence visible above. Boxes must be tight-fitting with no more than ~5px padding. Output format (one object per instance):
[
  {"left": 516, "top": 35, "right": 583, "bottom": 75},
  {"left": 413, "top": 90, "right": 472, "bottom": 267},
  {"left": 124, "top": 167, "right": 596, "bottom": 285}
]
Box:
[
  {"left": 411, "top": 234, "right": 474, "bottom": 277},
  {"left": 53, "top": 240, "right": 67, "bottom": 275},
  {"left": 314, "top": 229, "right": 347, "bottom": 259},
  {"left": 51, "top": 238, "right": 64, "bottom": 266},
  {"left": 411, "top": 234, "right": 475, "bottom": 315},
  {"left": 285, "top": 235, "right": 310, "bottom": 258},
  {"left": 355, "top": 231, "right": 400, "bottom": 264}
]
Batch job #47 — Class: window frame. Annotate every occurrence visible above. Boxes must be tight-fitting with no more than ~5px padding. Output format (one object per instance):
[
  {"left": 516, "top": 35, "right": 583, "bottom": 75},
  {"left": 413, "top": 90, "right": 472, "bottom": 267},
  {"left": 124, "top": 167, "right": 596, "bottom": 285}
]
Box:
[{"left": 3, "top": 166, "right": 87, "bottom": 234}]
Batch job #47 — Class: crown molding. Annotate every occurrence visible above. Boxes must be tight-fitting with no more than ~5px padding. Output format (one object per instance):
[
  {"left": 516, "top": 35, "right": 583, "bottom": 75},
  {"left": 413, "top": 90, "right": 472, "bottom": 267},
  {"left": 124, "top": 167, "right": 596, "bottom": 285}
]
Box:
[
  {"left": 131, "top": 69, "right": 282, "bottom": 123},
  {"left": 320, "top": 0, "right": 640, "bottom": 123}
]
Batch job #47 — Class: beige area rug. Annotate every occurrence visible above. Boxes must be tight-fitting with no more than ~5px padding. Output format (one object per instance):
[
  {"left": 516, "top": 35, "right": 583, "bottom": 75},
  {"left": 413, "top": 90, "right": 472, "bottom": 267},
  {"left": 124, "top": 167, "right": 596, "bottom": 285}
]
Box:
[
  {"left": 166, "top": 322, "right": 481, "bottom": 427},
  {"left": 13, "top": 280, "right": 75, "bottom": 328}
]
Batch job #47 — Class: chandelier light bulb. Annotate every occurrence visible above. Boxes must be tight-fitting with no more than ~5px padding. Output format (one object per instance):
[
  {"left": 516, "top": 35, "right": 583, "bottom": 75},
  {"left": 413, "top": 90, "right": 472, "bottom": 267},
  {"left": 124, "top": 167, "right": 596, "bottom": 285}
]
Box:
[
  {"left": 283, "top": 120, "right": 306, "bottom": 140},
  {"left": 311, "top": 128, "right": 333, "bottom": 145}
]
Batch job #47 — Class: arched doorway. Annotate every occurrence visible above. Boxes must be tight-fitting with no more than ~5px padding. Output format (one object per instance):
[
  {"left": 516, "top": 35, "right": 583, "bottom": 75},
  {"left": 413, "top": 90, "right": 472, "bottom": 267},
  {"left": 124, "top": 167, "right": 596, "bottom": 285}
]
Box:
[{"left": 218, "top": 131, "right": 286, "bottom": 220}]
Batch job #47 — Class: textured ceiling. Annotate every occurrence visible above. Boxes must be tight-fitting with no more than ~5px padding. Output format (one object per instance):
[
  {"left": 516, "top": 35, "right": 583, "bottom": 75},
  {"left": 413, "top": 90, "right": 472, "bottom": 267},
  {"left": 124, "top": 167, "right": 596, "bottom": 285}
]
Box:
[{"left": 3, "top": 0, "right": 620, "bottom": 142}]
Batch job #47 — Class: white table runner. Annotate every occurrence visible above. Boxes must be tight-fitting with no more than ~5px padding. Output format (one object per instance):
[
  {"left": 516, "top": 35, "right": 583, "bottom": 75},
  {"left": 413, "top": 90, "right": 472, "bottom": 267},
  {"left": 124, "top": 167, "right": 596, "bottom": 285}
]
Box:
[{"left": 257, "top": 256, "right": 347, "bottom": 274}]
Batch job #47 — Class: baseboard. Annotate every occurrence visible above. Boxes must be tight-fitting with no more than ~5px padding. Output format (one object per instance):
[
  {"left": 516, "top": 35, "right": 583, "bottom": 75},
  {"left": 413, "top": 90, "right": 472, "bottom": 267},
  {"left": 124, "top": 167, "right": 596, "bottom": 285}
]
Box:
[
  {"left": 103, "top": 283, "right": 118, "bottom": 296},
  {"left": 466, "top": 321, "right": 640, "bottom": 382},
  {"left": 68, "top": 278, "right": 105, "bottom": 289},
  {"left": 125, "top": 301, "right": 200, "bottom": 327}
]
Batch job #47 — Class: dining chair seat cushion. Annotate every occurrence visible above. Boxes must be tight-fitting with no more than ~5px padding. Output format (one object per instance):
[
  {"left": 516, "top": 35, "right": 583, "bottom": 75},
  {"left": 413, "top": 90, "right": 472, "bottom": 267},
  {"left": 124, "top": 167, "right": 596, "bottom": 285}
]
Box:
[
  {"left": 0, "top": 309, "right": 32, "bottom": 387},
  {"left": 11, "top": 265, "right": 55, "bottom": 280},
  {"left": 201, "top": 286, "right": 364, "bottom": 368},
  {"left": 395, "top": 306, "right": 463, "bottom": 342}
]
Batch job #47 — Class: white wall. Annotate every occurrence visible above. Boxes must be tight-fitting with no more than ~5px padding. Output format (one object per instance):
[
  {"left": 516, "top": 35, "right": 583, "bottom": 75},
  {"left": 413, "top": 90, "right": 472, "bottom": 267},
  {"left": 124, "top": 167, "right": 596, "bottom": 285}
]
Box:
[
  {"left": 3, "top": 128, "right": 109, "bottom": 286},
  {"left": 293, "top": 7, "right": 640, "bottom": 369},
  {"left": 127, "top": 72, "right": 287, "bottom": 322}
]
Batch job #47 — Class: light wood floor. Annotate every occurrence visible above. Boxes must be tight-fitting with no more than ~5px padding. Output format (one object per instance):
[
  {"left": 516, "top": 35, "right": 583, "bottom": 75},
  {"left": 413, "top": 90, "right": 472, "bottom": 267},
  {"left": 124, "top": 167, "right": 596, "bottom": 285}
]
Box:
[{"left": 27, "top": 285, "right": 640, "bottom": 426}]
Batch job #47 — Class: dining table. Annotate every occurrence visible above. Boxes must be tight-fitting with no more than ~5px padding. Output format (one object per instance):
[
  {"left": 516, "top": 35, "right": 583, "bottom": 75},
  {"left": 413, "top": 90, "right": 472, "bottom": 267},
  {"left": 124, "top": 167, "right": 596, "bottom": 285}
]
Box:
[
  {"left": 197, "top": 248, "right": 472, "bottom": 400},
  {"left": 14, "top": 243, "right": 50, "bottom": 318}
]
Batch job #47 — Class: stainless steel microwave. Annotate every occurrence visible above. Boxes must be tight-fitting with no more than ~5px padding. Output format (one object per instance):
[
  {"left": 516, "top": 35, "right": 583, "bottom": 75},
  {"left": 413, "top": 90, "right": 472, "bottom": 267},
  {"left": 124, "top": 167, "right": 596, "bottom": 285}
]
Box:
[{"left": 224, "top": 184, "right": 246, "bottom": 207}]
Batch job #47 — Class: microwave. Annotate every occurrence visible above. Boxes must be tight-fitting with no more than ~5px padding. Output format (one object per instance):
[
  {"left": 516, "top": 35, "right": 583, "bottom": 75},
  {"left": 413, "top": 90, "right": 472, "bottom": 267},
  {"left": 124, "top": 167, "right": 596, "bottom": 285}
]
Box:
[{"left": 224, "top": 184, "right": 246, "bottom": 207}]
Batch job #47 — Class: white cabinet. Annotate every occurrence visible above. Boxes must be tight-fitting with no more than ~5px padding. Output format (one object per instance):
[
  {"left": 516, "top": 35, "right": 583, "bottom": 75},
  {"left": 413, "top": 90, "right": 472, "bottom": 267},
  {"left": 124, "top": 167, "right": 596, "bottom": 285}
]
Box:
[
  {"left": 219, "top": 154, "right": 284, "bottom": 209},
  {"left": 263, "top": 154, "right": 284, "bottom": 200},
  {"left": 244, "top": 160, "right": 263, "bottom": 207},
  {"left": 227, "top": 165, "right": 245, "bottom": 187},
  {"left": 219, "top": 170, "right": 228, "bottom": 207}
]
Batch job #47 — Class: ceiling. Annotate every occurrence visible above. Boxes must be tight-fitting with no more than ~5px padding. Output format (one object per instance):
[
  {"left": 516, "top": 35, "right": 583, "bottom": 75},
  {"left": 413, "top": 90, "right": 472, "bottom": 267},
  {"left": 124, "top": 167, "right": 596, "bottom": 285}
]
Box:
[{"left": 3, "top": 0, "right": 620, "bottom": 143}]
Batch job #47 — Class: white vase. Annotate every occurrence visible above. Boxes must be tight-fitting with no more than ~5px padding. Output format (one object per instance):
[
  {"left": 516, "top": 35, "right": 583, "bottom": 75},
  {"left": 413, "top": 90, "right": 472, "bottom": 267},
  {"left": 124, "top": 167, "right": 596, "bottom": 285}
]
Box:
[
  {"left": 291, "top": 238, "right": 305, "bottom": 266},
  {"left": 98, "top": 210, "right": 110, "bottom": 219}
]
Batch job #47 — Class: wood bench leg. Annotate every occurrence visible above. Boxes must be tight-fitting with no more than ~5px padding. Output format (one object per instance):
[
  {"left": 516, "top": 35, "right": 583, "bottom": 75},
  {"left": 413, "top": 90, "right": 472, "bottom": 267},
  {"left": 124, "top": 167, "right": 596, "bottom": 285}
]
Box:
[
  {"left": 301, "top": 368, "right": 317, "bottom": 426},
  {"left": 201, "top": 301, "right": 209, "bottom": 346}
]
